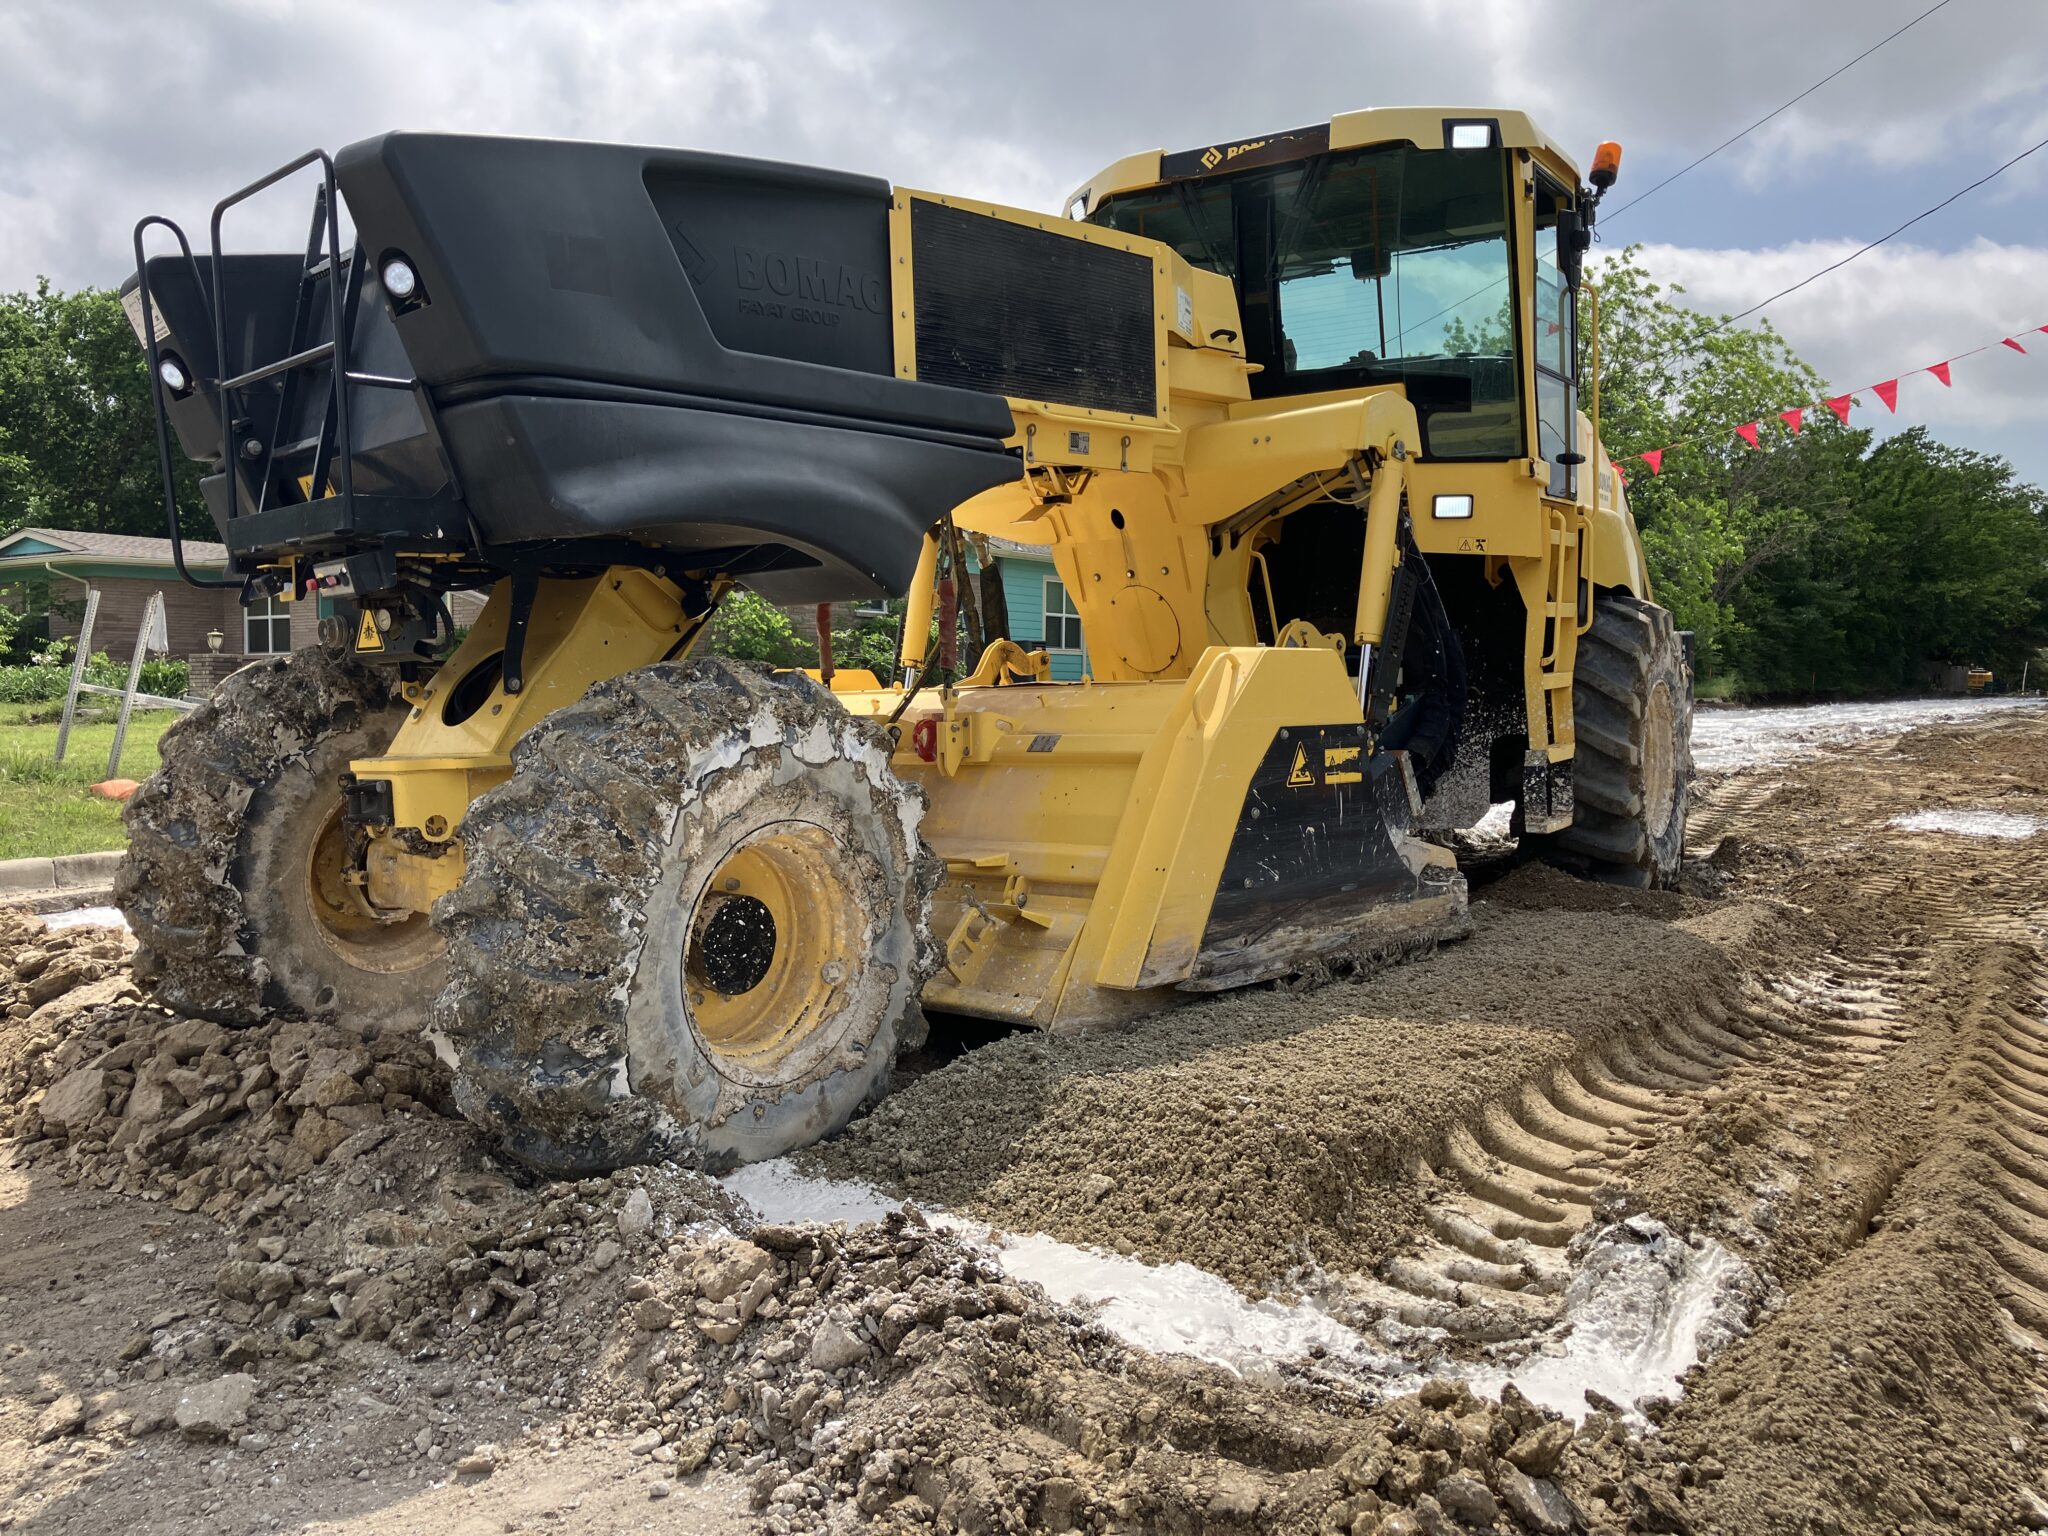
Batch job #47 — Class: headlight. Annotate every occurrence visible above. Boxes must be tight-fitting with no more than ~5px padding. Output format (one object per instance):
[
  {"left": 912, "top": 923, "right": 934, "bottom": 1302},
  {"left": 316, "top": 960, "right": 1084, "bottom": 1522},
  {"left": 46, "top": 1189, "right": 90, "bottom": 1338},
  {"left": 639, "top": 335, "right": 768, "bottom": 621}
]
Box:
[
  {"left": 1432, "top": 494, "right": 1475, "bottom": 520},
  {"left": 156, "top": 355, "right": 190, "bottom": 394},
  {"left": 380, "top": 257, "right": 420, "bottom": 301}
]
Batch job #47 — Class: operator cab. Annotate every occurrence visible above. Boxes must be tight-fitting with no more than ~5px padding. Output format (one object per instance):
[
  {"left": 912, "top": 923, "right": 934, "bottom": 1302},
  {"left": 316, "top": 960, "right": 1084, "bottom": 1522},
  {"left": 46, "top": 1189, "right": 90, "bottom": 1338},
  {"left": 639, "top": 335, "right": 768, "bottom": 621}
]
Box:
[{"left": 1080, "top": 110, "right": 1600, "bottom": 499}]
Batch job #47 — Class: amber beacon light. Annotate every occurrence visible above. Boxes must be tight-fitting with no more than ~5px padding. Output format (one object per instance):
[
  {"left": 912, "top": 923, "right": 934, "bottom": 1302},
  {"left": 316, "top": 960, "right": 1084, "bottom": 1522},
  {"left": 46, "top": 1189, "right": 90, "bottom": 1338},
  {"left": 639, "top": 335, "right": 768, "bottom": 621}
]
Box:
[{"left": 1590, "top": 140, "right": 1623, "bottom": 191}]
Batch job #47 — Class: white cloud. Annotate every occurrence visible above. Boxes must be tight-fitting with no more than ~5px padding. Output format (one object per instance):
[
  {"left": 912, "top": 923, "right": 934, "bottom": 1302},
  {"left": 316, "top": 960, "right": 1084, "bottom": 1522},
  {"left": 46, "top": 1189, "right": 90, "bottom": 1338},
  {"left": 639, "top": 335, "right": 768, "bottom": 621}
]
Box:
[
  {"left": 0, "top": 0, "right": 2040, "bottom": 485},
  {"left": 7, "top": 0, "right": 2045, "bottom": 292}
]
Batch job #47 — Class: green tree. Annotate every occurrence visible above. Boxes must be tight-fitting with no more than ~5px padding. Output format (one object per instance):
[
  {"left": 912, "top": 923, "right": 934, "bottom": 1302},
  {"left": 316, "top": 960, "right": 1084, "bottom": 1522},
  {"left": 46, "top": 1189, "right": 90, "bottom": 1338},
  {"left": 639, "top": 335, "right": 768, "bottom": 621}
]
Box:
[
  {"left": 1442, "top": 297, "right": 1512, "bottom": 355},
  {"left": 0, "top": 280, "right": 205, "bottom": 540},
  {"left": 1585, "top": 246, "right": 2047, "bottom": 694},
  {"left": 1735, "top": 430, "right": 2048, "bottom": 692},
  {"left": 705, "top": 591, "right": 809, "bottom": 667},
  {"left": 1586, "top": 248, "right": 1844, "bottom": 673}
]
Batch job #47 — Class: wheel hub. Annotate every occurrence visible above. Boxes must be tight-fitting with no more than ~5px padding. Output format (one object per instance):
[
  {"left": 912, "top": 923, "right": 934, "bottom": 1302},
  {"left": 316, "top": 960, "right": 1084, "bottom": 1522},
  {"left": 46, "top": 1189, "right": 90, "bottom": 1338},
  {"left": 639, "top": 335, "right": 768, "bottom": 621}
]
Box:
[
  {"left": 303, "top": 804, "right": 443, "bottom": 978},
  {"left": 683, "top": 821, "right": 863, "bottom": 1072}
]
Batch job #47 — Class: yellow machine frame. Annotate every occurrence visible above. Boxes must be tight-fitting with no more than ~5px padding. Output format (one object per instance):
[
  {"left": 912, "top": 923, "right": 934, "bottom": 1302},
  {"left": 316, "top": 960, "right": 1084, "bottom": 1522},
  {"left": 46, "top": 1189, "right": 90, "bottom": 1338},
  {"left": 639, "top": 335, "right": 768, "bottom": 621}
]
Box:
[{"left": 348, "top": 106, "right": 1649, "bottom": 1030}]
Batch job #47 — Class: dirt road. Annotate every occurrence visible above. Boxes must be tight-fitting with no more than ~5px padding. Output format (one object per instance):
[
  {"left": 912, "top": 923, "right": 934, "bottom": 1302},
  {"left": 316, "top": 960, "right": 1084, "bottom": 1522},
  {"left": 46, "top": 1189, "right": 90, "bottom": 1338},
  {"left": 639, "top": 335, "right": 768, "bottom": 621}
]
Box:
[{"left": 3, "top": 700, "right": 2046, "bottom": 1534}]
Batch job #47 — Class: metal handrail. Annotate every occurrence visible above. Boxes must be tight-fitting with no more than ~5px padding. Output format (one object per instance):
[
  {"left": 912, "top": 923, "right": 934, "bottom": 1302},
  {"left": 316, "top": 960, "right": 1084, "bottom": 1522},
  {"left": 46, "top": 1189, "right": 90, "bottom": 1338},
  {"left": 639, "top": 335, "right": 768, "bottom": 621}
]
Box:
[
  {"left": 208, "top": 149, "right": 354, "bottom": 537},
  {"left": 219, "top": 340, "right": 336, "bottom": 393},
  {"left": 129, "top": 214, "right": 238, "bottom": 589}
]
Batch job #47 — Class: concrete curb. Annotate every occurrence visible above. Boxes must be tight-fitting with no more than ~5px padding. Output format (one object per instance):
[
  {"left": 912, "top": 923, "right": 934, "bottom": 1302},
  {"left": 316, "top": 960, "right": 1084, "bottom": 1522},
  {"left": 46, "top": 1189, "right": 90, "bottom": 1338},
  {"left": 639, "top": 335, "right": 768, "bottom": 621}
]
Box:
[{"left": 0, "top": 849, "right": 126, "bottom": 912}]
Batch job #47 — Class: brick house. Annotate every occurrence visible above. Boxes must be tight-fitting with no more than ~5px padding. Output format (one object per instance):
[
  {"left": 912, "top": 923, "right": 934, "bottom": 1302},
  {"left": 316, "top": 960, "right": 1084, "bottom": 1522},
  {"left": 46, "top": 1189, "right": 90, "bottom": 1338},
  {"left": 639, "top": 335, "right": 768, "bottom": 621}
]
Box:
[{"left": 0, "top": 527, "right": 484, "bottom": 690}]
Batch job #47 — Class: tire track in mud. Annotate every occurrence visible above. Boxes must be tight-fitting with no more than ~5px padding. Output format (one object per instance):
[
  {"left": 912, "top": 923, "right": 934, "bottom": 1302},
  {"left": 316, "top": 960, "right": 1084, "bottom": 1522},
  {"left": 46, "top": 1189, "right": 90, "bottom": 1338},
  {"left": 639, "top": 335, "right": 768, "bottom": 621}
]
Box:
[
  {"left": 1682, "top": 772, "right": 1786, "bottom": 850},
  {"left": 1358, "top": 713, "right": 2044, "bottom": 1356},
  {"left": 1967, "top": 954, "right": 2048, "bottom": 1346},
  {"left": 1629, "top": 712, "right": 2048, "bottom": 1532},
  {"left": 1363, "top": 941, "right": 1923, "bottom": 1345}
]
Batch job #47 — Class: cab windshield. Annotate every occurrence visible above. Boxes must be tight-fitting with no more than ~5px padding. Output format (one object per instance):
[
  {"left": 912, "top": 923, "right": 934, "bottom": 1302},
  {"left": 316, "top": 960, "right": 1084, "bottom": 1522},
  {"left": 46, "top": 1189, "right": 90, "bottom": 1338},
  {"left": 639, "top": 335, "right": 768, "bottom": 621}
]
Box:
[{"left": 1090, "top": 145, "right": 1523, "bottom": 460}]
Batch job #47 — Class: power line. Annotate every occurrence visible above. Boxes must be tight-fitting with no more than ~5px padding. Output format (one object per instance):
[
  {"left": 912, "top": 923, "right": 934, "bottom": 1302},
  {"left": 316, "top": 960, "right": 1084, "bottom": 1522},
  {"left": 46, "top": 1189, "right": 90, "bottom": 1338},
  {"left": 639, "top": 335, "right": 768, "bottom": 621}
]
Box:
[
  {"left": 1604, "top": 0, "right": 1957, "bottom": 223},
  {"left": 1393, "top": 0, "right": 1963, "bottom": 349},
  {"left": 1698, "top": 130, "right": 2048, "bottom": 335}
]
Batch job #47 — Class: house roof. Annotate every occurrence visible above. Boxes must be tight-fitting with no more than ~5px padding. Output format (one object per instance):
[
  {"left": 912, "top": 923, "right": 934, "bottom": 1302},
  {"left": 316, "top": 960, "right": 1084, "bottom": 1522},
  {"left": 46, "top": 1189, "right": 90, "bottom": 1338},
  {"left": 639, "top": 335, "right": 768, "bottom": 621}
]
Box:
[{"left": 0, "top": 526, "right": 228, "bottom": 567}]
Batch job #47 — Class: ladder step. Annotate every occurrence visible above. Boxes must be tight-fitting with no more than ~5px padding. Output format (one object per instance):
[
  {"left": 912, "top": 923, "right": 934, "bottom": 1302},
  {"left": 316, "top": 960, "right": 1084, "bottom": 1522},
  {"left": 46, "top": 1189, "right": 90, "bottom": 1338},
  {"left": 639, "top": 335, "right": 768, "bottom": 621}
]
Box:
[{"left": 220, "top": 340, "right": 335, "bottom": 392}]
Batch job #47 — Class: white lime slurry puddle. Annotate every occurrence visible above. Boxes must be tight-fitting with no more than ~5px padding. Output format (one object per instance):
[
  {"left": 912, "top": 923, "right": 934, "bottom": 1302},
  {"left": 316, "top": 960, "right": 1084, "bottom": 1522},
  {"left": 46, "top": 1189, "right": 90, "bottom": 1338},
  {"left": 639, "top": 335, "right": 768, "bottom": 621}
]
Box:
[
  {"left": 1691, "top": 695, "right": 2041, "bottom": 773},
  {"left": 37, "top": 905, "right": 129, "bottom": 932},
  {"left": 1889, "top": 808, "right": 2045, "bottom": 840},
  {"left": 1463, "top": 1218, "right": 1755, "bottom": 1421},
  {"left": 723, "top": 1158, "right": 1400, "bottom": 1383},
  {"left": 725, "top": 1160, "right": 1752, "bottom": 1420}
]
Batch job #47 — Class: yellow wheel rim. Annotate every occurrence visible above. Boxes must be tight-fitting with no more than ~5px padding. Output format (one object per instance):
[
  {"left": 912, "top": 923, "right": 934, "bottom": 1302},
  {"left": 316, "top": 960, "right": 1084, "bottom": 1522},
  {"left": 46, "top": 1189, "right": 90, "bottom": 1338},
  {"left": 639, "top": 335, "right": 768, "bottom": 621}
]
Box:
[
  {"left": 684, "top": 821, "right": 862, "bottom": 1072},
  {"left": 303, "top": 804, "right": 441, "bottom": 978}
]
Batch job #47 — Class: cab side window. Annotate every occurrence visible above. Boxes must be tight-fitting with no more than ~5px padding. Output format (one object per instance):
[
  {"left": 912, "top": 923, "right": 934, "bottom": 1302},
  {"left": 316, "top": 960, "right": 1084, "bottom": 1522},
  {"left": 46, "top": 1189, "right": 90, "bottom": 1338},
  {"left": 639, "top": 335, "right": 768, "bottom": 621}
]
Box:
[{"left": 1533, "top": 176, "right": 1575, "bottom": 497}]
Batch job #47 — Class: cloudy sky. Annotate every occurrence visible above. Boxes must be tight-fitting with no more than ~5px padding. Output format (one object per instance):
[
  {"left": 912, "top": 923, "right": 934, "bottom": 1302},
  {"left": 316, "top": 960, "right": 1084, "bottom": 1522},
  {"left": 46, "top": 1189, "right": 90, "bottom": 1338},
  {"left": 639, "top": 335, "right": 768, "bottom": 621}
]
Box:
[{"left": 4, "top": 0, "right": 2044, "bottom": 485}]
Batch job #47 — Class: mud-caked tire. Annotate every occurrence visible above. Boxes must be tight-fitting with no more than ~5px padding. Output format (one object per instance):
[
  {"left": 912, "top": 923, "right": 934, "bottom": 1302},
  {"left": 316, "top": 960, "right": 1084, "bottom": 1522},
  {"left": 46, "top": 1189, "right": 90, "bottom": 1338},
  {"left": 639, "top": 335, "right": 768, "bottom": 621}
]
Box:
[
  {"left": 432, "top": 658, "right": 941, "bottom": 1175},
  {"left": 1531, "top": 593, "right": 1693, "bottom": 888},
  {"left": 117, "top": 649, "right": 445, "bottom": 1026}
]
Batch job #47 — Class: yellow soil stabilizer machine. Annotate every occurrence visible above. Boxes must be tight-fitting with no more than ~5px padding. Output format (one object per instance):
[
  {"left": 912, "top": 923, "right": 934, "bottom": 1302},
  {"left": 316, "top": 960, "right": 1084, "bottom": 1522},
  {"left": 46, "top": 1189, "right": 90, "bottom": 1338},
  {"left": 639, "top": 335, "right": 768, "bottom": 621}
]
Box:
[{"left": 120, "top": 111, "right": 1690, "bottom": 1172}]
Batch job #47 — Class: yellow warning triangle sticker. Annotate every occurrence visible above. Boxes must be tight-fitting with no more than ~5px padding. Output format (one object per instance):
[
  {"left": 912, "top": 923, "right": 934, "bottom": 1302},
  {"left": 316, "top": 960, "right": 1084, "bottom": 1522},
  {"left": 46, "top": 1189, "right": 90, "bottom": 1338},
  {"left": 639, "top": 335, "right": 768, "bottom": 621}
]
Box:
[
  {"left": 355, "top": 608, "right": 384, "bottom": 653},
  {"left": 1286, "top": 742, "right": 1314, "bottom": 787}
]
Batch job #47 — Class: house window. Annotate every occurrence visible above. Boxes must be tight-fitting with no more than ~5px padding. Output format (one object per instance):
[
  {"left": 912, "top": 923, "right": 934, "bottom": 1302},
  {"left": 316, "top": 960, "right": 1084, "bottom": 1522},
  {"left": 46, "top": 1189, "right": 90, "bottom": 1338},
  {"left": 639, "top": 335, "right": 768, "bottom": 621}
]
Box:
[
  {"left": 1043, "top": 577, "right": 1083, "bottom": 651},
  {"left": 244, "top": 594, "right": 292, "bottom": 654}
]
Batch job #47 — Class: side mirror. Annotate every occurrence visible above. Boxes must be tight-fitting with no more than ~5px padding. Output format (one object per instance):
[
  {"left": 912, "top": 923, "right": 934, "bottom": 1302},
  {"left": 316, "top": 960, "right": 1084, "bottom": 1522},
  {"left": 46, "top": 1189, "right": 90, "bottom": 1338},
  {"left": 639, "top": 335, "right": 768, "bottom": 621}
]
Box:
[{"left": 1350, "top": 245, "right": 1392, "bottom": 281}]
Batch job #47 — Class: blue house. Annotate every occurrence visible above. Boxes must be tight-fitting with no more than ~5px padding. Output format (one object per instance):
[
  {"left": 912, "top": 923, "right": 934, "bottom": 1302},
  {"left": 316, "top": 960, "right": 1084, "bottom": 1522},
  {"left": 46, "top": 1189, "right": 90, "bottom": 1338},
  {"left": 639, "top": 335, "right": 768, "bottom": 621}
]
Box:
[{"left": 981, "top": 538, "right": 1088, "bottom": 682}]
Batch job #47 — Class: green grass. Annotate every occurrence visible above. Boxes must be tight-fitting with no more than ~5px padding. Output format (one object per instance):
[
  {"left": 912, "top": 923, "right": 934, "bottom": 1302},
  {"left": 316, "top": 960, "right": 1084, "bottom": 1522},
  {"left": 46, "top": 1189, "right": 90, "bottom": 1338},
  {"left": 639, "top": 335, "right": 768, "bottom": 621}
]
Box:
[
  {"left": 0, "top": 701, "right": 180, "bottom": 861},
  {"left": 1694, "top": 673, "right": 1748, "bottom": 703}
]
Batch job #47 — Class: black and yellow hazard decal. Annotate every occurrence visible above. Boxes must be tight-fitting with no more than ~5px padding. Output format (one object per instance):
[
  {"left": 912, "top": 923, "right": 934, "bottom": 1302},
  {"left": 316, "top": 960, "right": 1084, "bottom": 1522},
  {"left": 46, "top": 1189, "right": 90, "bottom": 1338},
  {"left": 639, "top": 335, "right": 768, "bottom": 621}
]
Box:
[
  {"left": 355, "top": 608, "right": 384, "bottom": 653},
  {"left": 1204, "top": 722, "right": 1415, "bottom": 941},
  {"left": 1322, "top": 745, "right": 1364, "bottom": 785}
]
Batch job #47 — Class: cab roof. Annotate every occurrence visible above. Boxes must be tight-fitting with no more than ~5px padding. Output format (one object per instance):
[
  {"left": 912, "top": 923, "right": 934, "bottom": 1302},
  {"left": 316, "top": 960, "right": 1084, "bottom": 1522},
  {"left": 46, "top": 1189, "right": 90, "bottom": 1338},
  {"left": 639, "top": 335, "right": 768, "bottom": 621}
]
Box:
[{"left": 1069, "top": 107, "right": 1582, "bottom": 218}]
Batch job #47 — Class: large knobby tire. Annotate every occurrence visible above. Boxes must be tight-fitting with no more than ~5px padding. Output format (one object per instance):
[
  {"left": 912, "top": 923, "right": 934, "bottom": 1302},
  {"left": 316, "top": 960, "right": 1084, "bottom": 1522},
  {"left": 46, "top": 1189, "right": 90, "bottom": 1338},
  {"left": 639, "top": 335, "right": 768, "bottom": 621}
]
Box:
[
  {"left": 118, "top": 649, "right": 446, "bottom": 1026},
  {"left": 1534, "top": 593, "right": 1693, "bottom": 888},
  {"left": 432, "top": 658, "right": 940, "bottom": 1175}
]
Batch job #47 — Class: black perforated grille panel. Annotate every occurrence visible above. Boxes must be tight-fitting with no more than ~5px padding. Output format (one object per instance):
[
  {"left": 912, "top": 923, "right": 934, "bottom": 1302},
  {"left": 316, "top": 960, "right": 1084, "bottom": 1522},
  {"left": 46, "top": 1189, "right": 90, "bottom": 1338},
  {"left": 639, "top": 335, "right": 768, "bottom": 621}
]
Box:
[{"left": 911, "top": 200, "right": 1157, "bottom": 417}]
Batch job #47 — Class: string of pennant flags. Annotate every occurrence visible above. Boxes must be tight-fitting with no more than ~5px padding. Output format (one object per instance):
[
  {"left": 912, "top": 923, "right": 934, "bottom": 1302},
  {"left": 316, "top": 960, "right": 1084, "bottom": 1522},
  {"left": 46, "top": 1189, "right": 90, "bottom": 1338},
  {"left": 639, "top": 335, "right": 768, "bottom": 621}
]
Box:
[{"left": 1610, "top": 320, "right": 2048, "bottom": 481}]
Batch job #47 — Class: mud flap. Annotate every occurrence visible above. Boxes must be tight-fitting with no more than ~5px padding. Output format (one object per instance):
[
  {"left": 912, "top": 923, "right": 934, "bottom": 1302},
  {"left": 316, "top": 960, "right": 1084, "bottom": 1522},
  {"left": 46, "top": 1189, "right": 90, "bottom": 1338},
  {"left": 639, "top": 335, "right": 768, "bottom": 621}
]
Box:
[{"left": 1181, "top": 724, "right": 1470, "bottom": 990}]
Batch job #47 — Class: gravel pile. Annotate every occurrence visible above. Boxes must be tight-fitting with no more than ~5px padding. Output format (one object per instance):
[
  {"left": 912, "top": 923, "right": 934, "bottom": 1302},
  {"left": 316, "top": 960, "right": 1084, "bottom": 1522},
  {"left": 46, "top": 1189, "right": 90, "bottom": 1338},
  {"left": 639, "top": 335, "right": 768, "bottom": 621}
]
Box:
[{"left": 812, "top": 896, "right": 1758, "bottom": 1293}]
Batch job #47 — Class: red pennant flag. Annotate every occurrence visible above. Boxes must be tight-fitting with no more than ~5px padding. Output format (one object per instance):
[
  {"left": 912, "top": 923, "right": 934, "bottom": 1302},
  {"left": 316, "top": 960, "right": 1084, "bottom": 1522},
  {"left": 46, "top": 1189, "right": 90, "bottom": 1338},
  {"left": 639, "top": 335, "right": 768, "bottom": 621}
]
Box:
[
  {"left": 2038, "top": 325, "right": 2048, "bottom": 335},
  {"left": 2004, "top": 337, "right": 2028, "bottom": 354},
  {"left": 1611, "top": 460, "right": 1627, "bottom": 483},
  {"left": 1927, "top": 361, "right": 1951, "bottom": 387},
  {"left": 1545, "top": 321, "right": 1560, "bottom": 336},
  {"left": 1779, "top": 407, "right": 1804, "bottom": 434},
  {"left": 1641, "top": 448, "right": 1664, "bottom": 476},
  {"left": 1872, "top": 378, "right": 1900, "bottom": 412},
  {"left": 1734, "top": 421, "right": 1760, "bottom": 449},
  {"left": 1825, "top": 394, "right": 1853, "bottom": 425}
]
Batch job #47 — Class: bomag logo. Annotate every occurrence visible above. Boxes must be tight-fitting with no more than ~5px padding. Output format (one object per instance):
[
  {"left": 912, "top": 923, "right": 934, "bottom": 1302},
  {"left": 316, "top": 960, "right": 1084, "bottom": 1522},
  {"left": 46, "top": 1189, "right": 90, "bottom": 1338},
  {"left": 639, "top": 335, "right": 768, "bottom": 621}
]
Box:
[
  {"left": 1200, "top": 138, "right": 1270, "bottom": 172},
  {"left": 732, "top": 245, "right": 885, "bottom": 328}
]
